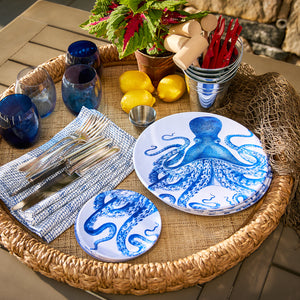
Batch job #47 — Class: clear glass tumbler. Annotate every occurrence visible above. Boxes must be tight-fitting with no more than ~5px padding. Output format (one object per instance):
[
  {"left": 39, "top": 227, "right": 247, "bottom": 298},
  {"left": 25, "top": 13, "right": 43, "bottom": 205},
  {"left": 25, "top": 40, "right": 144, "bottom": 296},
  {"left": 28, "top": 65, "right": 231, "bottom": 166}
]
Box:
[
  {"left": 15, "top": 66, "right": 56, "bottom": 118},
  {"left": 0, "top": 94, "right": 40, "bottom": 148},
  {"left": 61, "top": 64, "right": 102, "bottom": 115}
]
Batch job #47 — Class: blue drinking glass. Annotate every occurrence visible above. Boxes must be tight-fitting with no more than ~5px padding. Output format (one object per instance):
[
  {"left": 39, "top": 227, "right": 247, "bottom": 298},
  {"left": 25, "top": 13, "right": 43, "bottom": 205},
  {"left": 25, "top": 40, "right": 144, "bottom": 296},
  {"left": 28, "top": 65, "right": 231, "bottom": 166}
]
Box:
[
  {"left": 61, "top": 64, "right": 102, "bottom": 115},
  {"left": 0, "top": 94, "right": 40, "bottom": 149},
  {"left": 15, "top": 67, "right": 56, "bottom": 118},
  {"left": 66, "top": 40, "right": 103, "bottom": 77}
]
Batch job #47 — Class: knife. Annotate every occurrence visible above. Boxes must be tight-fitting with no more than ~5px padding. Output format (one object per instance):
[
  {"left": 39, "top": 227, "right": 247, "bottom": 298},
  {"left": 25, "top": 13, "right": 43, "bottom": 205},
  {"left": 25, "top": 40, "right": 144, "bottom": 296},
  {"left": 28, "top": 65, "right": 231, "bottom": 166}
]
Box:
[
  {"left": 11, "top": 136, "right": 112, "bottom": 196},
  {"left": 11, "top": 146, "right": 119, "bottom": 211},
  {"left": 25, "top": 136, "right": 109, "bottom": 181}
]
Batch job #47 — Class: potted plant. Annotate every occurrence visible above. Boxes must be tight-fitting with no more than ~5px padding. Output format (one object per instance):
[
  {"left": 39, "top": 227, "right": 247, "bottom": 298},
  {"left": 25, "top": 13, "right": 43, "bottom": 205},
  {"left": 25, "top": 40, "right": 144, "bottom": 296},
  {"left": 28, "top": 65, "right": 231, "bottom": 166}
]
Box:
[{"left": 81, "top": 0, "right": 208, "bottom": 85}]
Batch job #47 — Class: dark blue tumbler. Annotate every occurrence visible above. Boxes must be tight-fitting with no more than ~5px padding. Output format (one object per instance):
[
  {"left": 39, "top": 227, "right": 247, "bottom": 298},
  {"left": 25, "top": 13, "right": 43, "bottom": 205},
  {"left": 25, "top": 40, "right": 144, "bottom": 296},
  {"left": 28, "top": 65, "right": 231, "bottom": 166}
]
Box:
[
  {"left": 0, "top": 94, "right": 40, "bottom": 148},
  {"left": 66, "top": 40, "right": 102, "bottom": 77},
  {"left": 61, "top": 64, "right": 102, "bottom": 115}
]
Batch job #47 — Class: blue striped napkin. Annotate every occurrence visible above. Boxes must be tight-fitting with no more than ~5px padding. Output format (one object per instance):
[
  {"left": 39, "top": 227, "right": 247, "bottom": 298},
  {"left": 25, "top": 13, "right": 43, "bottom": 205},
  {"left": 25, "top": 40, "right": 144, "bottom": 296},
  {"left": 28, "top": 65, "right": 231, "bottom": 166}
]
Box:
[{"left": 0, "top": 107, "right": 136, "bottom": 242}]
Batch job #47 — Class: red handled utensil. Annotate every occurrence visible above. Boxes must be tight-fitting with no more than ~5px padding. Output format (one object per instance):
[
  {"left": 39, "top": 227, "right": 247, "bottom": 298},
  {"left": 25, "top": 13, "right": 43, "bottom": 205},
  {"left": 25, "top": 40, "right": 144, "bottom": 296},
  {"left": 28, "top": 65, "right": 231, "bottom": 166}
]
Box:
[
  {"left": 208, "top": 36, "right": 220, "bottom": 69},
  {"left": 202, "top": 16, "right": 225, "bottom": 69},
  {"left": 221, "top": 24, "right": 242, "bottom": 68},
  {"left": 215, "top": 18, "right": 237, "bottom": 68}
]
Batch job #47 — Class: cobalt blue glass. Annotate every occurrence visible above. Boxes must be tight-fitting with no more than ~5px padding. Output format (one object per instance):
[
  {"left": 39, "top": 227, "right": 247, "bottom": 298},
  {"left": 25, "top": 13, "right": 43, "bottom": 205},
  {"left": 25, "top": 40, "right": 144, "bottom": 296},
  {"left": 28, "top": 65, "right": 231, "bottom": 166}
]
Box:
[
  {"left": 0, "top": 94, "right": 40, "bottom": 149},
  {"left": 15, "top": 67, "right": 56, "bottom": 118},
  {"left": 66, "top": 40, "right": 102, "bottom": 77},
  {"left": 61, "top": 64, "right": 102, "bottom": 115}
]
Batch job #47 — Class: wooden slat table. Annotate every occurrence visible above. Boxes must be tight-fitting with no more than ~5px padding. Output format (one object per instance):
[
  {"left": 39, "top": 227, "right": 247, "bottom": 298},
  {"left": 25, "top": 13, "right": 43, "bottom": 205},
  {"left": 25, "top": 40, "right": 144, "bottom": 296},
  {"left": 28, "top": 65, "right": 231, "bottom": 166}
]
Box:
[{"left": 0, "top": 1, "right": 299, "bottom": 299}]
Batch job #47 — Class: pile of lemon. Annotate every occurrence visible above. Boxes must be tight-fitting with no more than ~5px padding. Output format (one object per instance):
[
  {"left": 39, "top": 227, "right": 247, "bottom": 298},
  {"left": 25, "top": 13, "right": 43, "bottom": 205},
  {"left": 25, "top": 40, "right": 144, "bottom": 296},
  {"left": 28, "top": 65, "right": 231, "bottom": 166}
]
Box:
[{"left": 119, "top": 70, "right": 186, "bottom": 113}]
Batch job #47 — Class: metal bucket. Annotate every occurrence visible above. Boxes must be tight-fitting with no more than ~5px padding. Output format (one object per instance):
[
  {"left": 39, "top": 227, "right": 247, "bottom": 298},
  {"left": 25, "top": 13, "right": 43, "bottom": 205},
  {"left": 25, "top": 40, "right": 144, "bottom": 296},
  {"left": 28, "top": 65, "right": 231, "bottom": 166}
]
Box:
[
  {"left": 185, "top": 38, "right": 243, "bottom": 111},
  {"left": 185, "top": 75, "right": 232, "bottom": 110}
]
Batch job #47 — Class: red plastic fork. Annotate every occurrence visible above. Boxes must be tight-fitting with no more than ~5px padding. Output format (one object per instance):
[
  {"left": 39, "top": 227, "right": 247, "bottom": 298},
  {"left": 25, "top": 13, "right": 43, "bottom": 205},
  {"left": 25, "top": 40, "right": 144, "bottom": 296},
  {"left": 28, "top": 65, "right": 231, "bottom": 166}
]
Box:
[
  {"left": 215, "top": 18, "right": 238, "bottom": 68},
  {"left": 202, "top": 16, "right": 225, "bottom": 69},
  {"left": 220, "top": 24, "right": 242, "bottom": 67}
]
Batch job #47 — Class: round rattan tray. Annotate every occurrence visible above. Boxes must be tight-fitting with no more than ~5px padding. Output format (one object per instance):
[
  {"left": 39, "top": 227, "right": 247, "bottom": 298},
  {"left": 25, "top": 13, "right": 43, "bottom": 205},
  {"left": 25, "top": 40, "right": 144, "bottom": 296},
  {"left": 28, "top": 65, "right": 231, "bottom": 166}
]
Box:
[{"left": 0, "top": 44, "right": 294, "bottom": 295}]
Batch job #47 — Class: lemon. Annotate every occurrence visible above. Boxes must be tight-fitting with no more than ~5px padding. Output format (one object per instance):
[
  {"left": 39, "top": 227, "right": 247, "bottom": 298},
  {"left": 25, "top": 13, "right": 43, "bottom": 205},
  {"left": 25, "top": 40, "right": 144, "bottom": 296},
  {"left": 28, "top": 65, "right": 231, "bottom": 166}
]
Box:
[
  {"left": 157, "top": 74, "right": 186, "bottom": 102},
  {"left": 120, "top": 89, "right": 156, "bottom": 113},
  {"left": 119, "top": 70, "right": 155, "bottom": 94}
]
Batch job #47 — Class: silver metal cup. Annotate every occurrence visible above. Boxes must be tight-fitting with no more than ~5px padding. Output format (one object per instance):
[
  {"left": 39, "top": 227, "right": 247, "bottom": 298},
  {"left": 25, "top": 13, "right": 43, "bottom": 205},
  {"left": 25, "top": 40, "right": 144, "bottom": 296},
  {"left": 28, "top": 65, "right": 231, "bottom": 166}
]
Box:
[
  {"left": 129, "top": 105, "right": 156, "bottom": 127},
  {"left": 185, "top": 38, "right": 243, "bottom": 112}
]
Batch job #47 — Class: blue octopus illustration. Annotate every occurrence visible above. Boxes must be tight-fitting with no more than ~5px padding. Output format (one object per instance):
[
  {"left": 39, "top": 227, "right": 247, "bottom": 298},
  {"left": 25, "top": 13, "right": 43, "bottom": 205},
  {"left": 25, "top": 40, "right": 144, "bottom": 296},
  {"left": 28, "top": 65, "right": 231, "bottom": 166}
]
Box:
[
  {"left": 84, "top": 190, "right": 160, "bottom": 257},
  {"left": 144, "top": 116, "right": 271, "bottom": 210}
]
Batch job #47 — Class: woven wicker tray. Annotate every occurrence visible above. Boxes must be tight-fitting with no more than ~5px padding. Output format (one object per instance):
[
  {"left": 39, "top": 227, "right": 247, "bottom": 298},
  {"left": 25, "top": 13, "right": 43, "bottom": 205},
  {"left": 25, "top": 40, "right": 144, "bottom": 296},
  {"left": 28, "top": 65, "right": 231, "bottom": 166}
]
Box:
[{"left": 0, "top": 44, "right": 294, "bottom": 295}]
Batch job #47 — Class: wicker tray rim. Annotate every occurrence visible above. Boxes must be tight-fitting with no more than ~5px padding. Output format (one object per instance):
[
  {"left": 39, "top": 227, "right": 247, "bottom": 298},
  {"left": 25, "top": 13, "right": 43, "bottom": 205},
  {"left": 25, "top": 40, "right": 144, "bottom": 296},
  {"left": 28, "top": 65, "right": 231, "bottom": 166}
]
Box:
[{"left": 0, "top": 44, "right": 294, "bottom": 296}]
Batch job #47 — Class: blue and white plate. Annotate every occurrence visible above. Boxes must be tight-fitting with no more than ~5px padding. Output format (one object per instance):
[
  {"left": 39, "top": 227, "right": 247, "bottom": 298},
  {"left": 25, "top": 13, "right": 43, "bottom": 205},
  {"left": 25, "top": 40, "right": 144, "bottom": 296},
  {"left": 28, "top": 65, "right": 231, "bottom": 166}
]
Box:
[
  {"left": 133, "top": 112, "right": 272, "bottom": 216},
  {"left": 75, "top": 190, "right": 161, "bottom": 262}
]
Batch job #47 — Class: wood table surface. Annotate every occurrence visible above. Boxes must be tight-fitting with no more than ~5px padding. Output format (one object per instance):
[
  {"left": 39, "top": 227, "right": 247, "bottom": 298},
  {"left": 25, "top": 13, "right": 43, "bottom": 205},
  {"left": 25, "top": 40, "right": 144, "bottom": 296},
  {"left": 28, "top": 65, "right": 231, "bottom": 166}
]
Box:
[
  {"left": 0, "top": 1, "right": 299, "bottom": 300},
  {"left": 1, "top": 1, "right": 299, "bottom": 95}
]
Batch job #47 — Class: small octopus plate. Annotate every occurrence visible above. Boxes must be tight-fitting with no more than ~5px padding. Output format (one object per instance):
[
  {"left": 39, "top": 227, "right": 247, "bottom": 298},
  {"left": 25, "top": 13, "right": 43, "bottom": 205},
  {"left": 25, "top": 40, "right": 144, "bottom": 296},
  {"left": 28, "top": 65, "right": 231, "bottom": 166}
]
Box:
[
  {"left": 75, "top": 190, "right": 161, "bottom": 262},
  {"left": 133, "top": 112, "right": 272, "bottom": 216}
]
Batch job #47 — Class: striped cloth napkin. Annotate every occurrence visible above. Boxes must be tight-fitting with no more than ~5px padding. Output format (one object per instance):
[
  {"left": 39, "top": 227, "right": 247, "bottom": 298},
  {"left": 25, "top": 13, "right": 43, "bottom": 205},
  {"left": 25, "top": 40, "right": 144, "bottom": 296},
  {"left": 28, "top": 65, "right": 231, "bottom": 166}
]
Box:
[{"left": 0, "top": 107, "right": 136, "bottom": 242}]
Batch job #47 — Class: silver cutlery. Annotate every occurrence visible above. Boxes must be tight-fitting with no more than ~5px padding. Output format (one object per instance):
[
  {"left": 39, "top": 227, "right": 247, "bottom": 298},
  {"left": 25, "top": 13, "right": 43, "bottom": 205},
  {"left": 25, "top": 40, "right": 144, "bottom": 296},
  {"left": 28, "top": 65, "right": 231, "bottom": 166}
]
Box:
[
  {"left": 18, "top": 114, "right": 109, "bottom": 174},
  {"left": 11, "top": 145, "right": 119, "bottom": 211},
  {"left": 11, "top": 136, "right": 114, "bottom": 195},
  {"left": 27, "top": 136, "right": 112, "bottom": 182}
]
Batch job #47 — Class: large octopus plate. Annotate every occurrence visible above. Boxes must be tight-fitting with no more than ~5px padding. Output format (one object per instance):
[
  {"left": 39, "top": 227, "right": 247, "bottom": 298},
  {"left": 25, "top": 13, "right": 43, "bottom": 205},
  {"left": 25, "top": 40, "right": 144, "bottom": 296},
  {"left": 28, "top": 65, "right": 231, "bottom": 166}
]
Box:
[
  {"left": 133, "top": 112, "right": 272, "bottom": 216},
  {"left": 75, "top": 190, "right": 161, "bottom": 262}
]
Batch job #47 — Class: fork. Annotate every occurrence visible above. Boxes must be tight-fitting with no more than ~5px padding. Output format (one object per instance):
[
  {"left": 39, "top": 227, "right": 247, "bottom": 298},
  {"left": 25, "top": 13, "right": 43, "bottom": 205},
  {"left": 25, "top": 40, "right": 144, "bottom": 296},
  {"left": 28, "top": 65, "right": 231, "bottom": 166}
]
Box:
[
  {"left": 11, "top": 145, "right": 120, "bottom": 211},
  {"left": 18, "top": 113, "right": 109, "bottom": 174},
  {"left": 27, "top": 136, "right": 112, "bottom": 182}
]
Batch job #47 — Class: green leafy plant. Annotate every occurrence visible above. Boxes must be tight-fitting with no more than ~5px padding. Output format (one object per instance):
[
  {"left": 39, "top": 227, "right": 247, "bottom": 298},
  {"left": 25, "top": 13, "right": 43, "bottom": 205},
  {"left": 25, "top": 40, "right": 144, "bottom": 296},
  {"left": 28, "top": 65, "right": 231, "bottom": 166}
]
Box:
[{"left": 81, "top": 0, "right": 208, "bottom": 58}]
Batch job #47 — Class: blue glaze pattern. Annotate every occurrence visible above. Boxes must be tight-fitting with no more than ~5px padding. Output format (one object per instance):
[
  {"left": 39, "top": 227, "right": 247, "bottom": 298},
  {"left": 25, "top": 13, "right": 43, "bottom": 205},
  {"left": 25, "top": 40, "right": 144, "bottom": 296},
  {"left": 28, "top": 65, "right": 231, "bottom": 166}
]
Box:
[
  {"left": 0, "top": 107, "right": 136, "bottom": 242},
  {"left": 133, "top": 112, "right": 272, "bottom": 215},
  {"left": 75, "top": 190, "right": 161, "bottom": 262}
]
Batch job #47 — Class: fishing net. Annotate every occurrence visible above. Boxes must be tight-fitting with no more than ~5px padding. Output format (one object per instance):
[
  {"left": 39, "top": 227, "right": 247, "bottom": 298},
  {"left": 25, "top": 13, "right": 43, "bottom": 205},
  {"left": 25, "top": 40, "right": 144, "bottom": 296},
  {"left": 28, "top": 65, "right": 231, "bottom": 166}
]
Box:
[{"left": 214, "top": 63, "right": 300, "bottom": 234}]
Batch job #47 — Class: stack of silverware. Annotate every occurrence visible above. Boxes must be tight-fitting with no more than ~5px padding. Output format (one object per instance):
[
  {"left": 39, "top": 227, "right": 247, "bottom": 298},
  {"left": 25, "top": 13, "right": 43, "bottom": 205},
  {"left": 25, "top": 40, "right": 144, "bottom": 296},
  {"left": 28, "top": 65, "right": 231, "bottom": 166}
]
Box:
[
  {"left": 12, "top": 113, "right": 119, "bottom": 211},
  {"left": 0, "top": 107, "right": 136, "bottom": 242}
]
